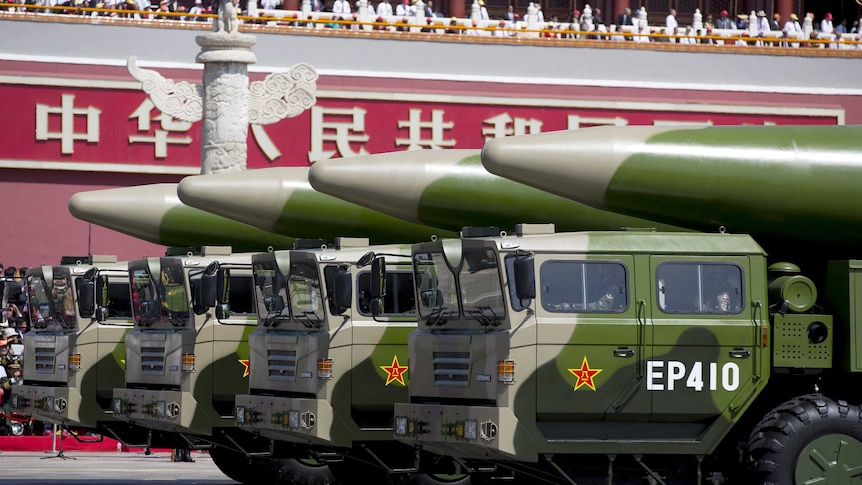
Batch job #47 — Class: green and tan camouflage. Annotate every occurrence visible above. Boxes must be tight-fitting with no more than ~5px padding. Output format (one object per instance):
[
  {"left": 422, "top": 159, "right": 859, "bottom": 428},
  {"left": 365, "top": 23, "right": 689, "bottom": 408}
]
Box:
[
  {"left": 308, "top": 149, "right": 683, "bottom": 233},
  {"left": 111, "top": 247, "right": 259, "bottom": 439},
  {"left": 68, "top": 184, "right": 296, "bottom": 251},
  {"left": 12, "top": 257, "right": 135, "bottom": 433},
  {"left": 176, "top": 167, "right": 455, "bottom": 243},
  {"left": 394, "top": 225, "right": 862, "bottom": 483},
  {"left": 234, "top": 239, "right": 465, "bottom": 481},
  {"left": 481, "top": 125, "right": 862, "bottom": 253}
]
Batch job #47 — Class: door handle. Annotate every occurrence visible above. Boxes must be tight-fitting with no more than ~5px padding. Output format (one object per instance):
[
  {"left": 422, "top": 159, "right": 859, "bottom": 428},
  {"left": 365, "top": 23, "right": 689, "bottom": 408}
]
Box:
[
  {"left": 614, "top": 348, "right": 635, "bottom": 358},
  {"left": 729, "top": 349, "right": 751, "bottom": 359}
]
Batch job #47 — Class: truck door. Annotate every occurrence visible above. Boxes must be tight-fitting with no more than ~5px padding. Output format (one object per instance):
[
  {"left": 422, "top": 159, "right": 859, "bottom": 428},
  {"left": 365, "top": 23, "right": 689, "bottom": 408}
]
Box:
[
  {"left": 649, "top": 258, "right": 758, "bottom": 431},
  {"left": 535, "top": 255, "right": 651, "bottom": 432}
]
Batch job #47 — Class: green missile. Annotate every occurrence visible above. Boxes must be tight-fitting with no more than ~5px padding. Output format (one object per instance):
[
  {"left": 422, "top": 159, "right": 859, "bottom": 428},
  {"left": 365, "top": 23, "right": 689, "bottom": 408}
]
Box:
[
  {"left": 176, "top": 167, "right": 455, "bottom": 243},
  {"left": 68, "top": 183, "right": 296, "bottom": 251},
  {"left": 481, "top": 125, "right": 862, "bottom": 248},
  {"left": 308, "top": 149, "right": 683, "bottom": 232}
]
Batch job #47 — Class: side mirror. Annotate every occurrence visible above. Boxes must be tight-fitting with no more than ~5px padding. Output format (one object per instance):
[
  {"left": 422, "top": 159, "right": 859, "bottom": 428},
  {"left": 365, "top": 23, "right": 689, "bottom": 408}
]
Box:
[
  {"left": 356, "top": 251, "right": 376, "bottom": 268},
  {"left": 216, "top": 269, "right": 230, "bottom": 305},
  {"left": 332, "top": 267, "right": 352, "bottom": 315},
  {"left": 78, "top": 280, "right": 96, "bottom": 318},
  {"left": 263, "top": 295, "right": 285, "bottom": 313},
  {"left": 370, "top": 258, "right": 386, "bottom": 299},
  {"left": 216, "top": 303, "right": 230, "bottom": 320},
  {"left": 513, "top": 254, "right": 536, "bottom": 300},
  {"left": 197, "top": 262, "right": 220, "bottom": 309}
]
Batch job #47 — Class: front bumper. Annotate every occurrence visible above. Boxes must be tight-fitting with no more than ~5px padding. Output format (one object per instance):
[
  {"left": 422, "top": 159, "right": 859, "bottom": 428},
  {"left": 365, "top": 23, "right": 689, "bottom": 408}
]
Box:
[
  {"left": 111, "top": 388, "right": 200, "bottom": 435},
  {"left": 393, "top": 402, "right": 537, "bottom": 462},
  {"left": 234, "top": 393, "right": 348, "bottom": 447},
  {"left": 13, "top": 385, "right": 85, "bottom": 427}
]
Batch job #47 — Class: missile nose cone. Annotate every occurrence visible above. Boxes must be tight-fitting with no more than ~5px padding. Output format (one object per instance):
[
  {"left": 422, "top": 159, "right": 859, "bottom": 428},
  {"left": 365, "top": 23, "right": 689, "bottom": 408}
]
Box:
[
  {"left": 482, "top": 127, "right": 670, "bottom": 209},
  {"left": 69, "top": 184, "right": 177, "bottom": 236},
  {"left": 309, "top": 150, "right": 479, "bottom": 224},
  {"left": 178, "top": 168, "right": 309, "bottom": 231}
]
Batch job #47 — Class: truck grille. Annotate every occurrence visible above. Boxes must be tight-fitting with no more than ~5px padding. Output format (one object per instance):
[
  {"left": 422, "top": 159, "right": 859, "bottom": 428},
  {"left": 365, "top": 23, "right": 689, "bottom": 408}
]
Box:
[
  {"left": 141, "top": 345, "right": 166, "bottom": 375},
  {"left": 268, "top": 349, "right": 297, "bottom": 381},
  {"left": 34, "top": 346, "right": 56, "bottom": 374},
  {"left": 433, "top": 351, "right": 470, "bottom": 386}
]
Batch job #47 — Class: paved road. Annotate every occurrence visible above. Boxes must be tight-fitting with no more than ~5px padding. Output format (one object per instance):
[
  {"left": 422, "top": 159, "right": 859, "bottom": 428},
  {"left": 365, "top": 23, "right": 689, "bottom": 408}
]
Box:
[{"left": 0, "top": 451, "right": 237, "bottom": 484}]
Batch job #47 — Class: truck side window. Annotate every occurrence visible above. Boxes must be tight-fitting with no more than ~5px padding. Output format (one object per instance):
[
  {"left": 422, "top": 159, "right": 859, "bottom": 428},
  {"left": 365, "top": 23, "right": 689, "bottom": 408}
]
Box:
[
  {"left": 656, "top": 262, "right": 744, "bottom": 315},
  {"left": 357, "top": 271, "right": 417, "bottom": 317},
  {"left": 540, "top": 261, "right": 628, "bottom": 313}
]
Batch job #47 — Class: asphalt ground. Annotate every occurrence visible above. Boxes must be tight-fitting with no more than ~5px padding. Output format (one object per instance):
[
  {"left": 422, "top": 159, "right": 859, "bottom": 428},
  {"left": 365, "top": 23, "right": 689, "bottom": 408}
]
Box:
[{"left": 0, "top": 451, "right": 237, "bottom": 484}]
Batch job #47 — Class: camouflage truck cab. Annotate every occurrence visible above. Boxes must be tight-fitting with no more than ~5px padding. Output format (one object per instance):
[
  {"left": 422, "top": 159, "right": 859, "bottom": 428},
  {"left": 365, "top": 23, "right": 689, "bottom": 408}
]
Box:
[
  {"left": 12, "top": 257, "right": 135, "bottom": 435},
  {"left": 235, "top": 239, "right": 462, "bottom": 482},
  {"left": 111, "top": 247, "right": 261, "bottom": 443},
  {"left": 395, "top": 225, "right": 860, "bottom": 482}
]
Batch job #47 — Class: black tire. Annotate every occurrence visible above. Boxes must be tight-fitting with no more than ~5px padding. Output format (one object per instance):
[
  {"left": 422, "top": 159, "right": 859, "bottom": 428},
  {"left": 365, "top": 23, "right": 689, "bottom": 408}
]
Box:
[
  {"left": 748, "top": 393, "right": 862, "bottom": 485},
  {"left": 210, "top": 446, "right": 336, "bottom": 485},
  {"left": 401, "top": 473, "right": 471, "bottom": 485},
  {"left": 330, "top": 459, "right": 471, "bottom": 485}
]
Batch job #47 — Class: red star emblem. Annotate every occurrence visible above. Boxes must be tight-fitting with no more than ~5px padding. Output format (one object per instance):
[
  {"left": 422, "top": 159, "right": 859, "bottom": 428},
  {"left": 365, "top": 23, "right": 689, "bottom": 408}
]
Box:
[
  {"left": 569, "top": 356, "right": 602, "bottom": 391},
  {"left": 380, "top": 355, "right": 408, "bottom": 386},
  {"left": 238, "top": 359, "right": 250, "bottom": 378}
]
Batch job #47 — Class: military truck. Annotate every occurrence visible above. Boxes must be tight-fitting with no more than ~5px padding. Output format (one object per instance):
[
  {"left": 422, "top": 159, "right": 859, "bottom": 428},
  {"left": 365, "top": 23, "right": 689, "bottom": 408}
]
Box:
[
  {"left": 11, "top": 256, "right": 157, "bottom": 444},
  {"left": 388, "top": 225, "right": 862, "bottom": 484},
  {"left": 110, "top": 247, "right": 330, "bottom": 483},
  {"left": 234, "top": 238, "right": 468, "bottom": 484}
]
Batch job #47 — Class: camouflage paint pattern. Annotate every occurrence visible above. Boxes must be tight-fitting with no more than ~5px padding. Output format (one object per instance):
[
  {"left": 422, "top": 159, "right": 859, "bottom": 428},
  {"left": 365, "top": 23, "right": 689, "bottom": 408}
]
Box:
[
  {"left": 177, "top": 167, "right": 455, "bottom": 244},
  {"left": 396, "top": 230, "right": 771, "bottom": 461},
  {"left": 113, "top": 250, "right": 259, "bottom": 437},
  {"left": 235, "top": 242, "right": 417, "bottom": 449},
  {"left": 308, "top": 149, "right": 683, "bottom": 233},
  {"left": 68, "top": 184, "right": 296, "bottom": 251},
  {"left": 481, "top": 125, "right": 862, "bottom": 251},
  {"left": 14, "top": 261, "right": 133, "bottom": 430}
]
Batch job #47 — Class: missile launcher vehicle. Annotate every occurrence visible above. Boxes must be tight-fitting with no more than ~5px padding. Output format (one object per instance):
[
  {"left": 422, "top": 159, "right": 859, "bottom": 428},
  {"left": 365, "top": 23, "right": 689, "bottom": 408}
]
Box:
[
  {"left": 110, "top": 247, "right": 333, "bottom": 483},
  {"left": 384, "top": 224, "right": 862, "bottom": 484},
  {"left": 11, "top": 257, "right": 160, "bottom": 445},
  {"left": 234, "top": 238, "right": 468, "bottom": 484}
]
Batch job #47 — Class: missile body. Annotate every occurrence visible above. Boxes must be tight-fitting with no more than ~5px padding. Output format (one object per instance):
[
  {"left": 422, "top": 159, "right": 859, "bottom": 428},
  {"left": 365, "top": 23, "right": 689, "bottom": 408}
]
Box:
[
  {"left": 308, "top": 149, "right": 683, "bottom": 232},
  {"left": 69, "top": 184, "right": 296, "bottom": 251},
  {"left": 177, "top": 167, "right": 454, "bottom": 243},
  {"left": 481, "top": 125, "right": 862, "bottom": 250}
]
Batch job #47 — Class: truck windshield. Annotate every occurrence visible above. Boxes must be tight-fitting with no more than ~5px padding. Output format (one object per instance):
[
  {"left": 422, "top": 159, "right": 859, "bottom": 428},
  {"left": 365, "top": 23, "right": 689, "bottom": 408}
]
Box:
[
  {"left": 459, "top": 248, "right": 505, "bottom": 325},
  {"left": 287, "top": 261, "right": 324, "bottom": 327},
  {"left": 413, "top": 252, "right": 460, "bottom": 324},
  {"left": 131, "top": 262, "right": 190, "bottom": 327},
  {"left": 254, "top": 260, "right": 290, "bottom": 325},
  {"left": 27, "top": 272, "right": 77, "bottom": 331}
]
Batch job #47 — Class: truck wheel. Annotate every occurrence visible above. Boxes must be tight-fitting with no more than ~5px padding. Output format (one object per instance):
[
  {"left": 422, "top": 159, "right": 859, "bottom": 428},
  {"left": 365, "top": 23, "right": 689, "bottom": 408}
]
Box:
[
  {"left": 748, "top": 394, "right": 862, "bottom": 485},
  {"left": 401, "top": 473, "right": 471, "bottom": 485},
  {"left": 210, "top": 447, "right": 335, "bottom": 485}
]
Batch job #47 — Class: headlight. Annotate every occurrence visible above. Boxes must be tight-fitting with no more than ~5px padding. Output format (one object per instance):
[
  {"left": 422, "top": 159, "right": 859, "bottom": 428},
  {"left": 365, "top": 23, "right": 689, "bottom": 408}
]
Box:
[
  {"left": 156, "top": 401, "right": 166, "bottom": 418},
  {"left": 289, "top": 410, "right": 299, "bottom": 428},
  {"left": 235, "top": 406, "right": 245, "bottom": 424},
  {"left": 464, "top": 419, "right": 477, "bottom": 440},
  {"left": 113, "top": 398, "right": 123, "bottom": 415},
  {"left": 394, "top": 416, "right": 408, "bottom": 437}
]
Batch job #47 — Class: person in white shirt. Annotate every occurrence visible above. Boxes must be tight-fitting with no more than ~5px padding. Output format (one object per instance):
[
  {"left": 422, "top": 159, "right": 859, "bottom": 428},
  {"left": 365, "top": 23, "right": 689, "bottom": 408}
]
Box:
[
  {"left": 665, "top": 8, "right": 677, "bottom": 32},
  {"left": 376, "top": 0, "right": 391, "bottom": 17},
  {"left": 332, "top": 0, "right": 350, "bottom": 14},
  {"left": 821, "top": 12, "right": 834, "bottom": 33}
]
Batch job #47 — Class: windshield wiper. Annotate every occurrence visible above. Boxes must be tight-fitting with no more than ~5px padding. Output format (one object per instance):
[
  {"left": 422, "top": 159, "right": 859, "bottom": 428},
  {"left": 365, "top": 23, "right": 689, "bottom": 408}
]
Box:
[
  {"left": 425, "top": 307, "right": 456, "bottom": 326},
  {"left": 464, "top": 306, "right": 499, "bottom": 327},
  {"left": 293, "top": 311, "right": 322, "bottom": 329}
]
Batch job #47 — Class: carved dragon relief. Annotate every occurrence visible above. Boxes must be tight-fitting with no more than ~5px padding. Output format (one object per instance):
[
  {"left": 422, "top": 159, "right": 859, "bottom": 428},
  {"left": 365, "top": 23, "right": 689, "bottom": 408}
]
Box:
[{"left": 127, "top": 57, "right": 318, "bottom": 163}]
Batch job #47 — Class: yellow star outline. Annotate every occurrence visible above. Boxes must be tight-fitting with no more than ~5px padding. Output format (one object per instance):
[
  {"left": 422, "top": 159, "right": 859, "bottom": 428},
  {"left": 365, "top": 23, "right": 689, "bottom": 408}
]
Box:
[
  {"left": 239, "top": 359, "right": 250, "bottom": 378},
  {"left": 380, "top": 355, "right": 408, "bottom": 386},
  {"left": 569, "top": 356, "right": 602, "bottom": 392}
]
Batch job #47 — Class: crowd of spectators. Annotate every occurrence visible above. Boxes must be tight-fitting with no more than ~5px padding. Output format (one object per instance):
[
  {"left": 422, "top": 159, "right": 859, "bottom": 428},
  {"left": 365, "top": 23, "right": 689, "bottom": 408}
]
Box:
[
  {"left": 0, "top": 264, "right": 29, "bottom": 435},
  {"left": 4, "top": 0, "right": 860, "bottom": 49}
]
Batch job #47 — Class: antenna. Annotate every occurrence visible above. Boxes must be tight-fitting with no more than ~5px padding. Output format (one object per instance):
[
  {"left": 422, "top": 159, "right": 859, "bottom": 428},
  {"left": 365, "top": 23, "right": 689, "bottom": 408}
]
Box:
[{"left": 88, "top": 223, "right": 93, "bottom": 259}]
